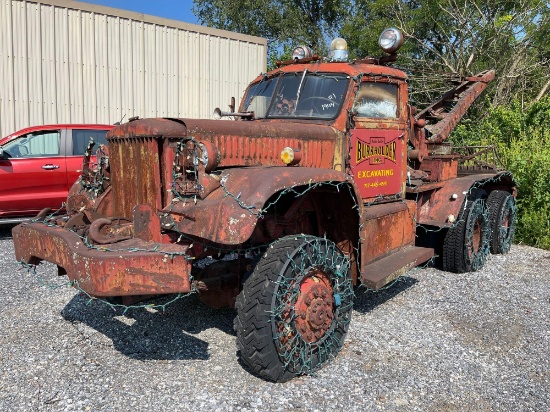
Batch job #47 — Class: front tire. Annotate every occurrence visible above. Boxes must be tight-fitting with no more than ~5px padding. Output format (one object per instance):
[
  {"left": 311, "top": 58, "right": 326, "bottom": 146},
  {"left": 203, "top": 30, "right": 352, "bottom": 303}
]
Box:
[{"left": 234, "top": 235, "right": 354, "bottom": 382}]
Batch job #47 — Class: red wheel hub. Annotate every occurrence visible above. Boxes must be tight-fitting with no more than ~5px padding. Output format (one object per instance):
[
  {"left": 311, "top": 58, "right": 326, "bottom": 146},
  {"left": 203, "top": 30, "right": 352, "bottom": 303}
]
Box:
[
  {"left": 294, "top": 270, "right": 334, "bottom": 343},
  {"left": 473, "top": 221, "right": 481, "bottom": 250},
  {"left": 469, "top": 218, "right": 481, "bottom": 257},
  {"left": 503, "top": 215, "right": 510, "bottom": 230}
]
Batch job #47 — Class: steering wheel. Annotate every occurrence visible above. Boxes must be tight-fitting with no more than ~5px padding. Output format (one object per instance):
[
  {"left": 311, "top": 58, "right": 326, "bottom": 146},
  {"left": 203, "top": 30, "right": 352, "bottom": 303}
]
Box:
[{"left": 298, "top": 97, "right": 336, "bottom": 115}]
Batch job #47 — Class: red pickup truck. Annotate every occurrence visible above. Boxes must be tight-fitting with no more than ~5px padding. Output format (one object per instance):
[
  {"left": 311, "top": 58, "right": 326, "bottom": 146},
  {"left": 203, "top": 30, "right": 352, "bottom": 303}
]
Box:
[{"left": 0, "top": 124, "right": 114, "bottom": 224}]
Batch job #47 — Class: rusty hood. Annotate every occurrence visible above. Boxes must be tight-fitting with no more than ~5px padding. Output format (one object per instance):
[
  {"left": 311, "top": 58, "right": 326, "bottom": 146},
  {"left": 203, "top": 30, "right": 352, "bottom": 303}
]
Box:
[
  {"left": 108, "top": 117, "right": 339, "bottom": 140},
  {"left": 107, "top": 118, "right": 341, "bottom": 168}
]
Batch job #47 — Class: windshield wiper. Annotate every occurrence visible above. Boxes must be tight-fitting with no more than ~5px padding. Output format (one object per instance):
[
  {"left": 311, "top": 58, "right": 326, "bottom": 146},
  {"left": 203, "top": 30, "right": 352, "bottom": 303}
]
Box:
[{"left": 294, "top": 68, "right": 308, "bottom": 108}]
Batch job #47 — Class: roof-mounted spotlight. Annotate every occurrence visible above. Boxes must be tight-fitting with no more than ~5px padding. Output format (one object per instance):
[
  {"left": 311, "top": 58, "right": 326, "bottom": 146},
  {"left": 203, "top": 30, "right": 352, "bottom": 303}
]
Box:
[
  {"left": 292, "top": 45, "right": 314, "bottom": 60},
  {"left": 329, "top": 38, "right": 349, "bottom": 62},
  {"left": 378, "top": 28, "right": 404, "bottom": 54}
]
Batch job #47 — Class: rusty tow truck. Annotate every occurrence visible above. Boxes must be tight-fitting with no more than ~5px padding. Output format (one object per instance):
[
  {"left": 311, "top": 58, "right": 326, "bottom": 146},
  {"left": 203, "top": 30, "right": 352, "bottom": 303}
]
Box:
[{"left": 13, "top": 28, "right": 516, "bottom": 382}]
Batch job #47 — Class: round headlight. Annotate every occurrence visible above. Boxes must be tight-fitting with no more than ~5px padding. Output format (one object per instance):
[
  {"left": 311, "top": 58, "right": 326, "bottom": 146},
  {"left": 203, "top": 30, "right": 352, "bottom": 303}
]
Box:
[
  {"left": 197, "top": 141, "right": 220, "bottom": 173},
  {"left": 292, "top": 45, "right": 314, "bottom": 60},
  {"left": 378, "top": 28, "right": 404, "bottom": 54},
  {"left": 329, "top": 38, "right": 349, "bottom": 61}
]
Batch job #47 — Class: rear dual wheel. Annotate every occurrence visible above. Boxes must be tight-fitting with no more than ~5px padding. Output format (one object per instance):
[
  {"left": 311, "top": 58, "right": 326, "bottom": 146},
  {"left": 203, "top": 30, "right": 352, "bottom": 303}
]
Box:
[
  {"left": 486, "top": 190, "right": 517, "bottom": 254},
  {"left": 234, "top": 235, "right": 354, "bottom": 382},
  {"left": 443, "top": 190, "right": 491, "bottom": 273}
]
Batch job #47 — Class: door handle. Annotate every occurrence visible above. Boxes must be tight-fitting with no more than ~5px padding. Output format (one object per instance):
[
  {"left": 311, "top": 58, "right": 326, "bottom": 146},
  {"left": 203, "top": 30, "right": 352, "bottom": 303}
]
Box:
[{"left": 42, "top": 164, "right": 60, "bottom": 170}]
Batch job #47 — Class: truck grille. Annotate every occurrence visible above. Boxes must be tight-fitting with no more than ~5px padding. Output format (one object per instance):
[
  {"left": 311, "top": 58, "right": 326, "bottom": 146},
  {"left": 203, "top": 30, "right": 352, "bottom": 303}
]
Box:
[{"left": 109, "top": 137, "right": 163, "bottom": 219}]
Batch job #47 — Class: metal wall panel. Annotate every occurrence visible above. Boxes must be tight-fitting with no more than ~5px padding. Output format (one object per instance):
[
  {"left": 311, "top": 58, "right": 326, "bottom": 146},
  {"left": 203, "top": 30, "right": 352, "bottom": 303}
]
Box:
[{"left": 0, "top": 0, "right": 267, "bottom": 137}]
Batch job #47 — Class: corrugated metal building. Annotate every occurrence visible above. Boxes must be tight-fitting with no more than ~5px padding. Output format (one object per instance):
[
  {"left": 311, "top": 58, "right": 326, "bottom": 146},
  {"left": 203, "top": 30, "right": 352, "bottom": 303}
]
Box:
[{"left": 0, "top": 0, "right": 267, "bottom": 137}]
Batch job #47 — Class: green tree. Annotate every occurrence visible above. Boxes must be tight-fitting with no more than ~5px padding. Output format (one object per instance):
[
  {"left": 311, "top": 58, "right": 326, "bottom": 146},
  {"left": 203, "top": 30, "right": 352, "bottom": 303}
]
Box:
[
  {"left": 342, "top": 0, "right": 550, "bottom": 107},
  {"left": 192, "top": 0, "right": 350, "bottom": 61},
  {"left": 452, "top": 98, "right": 550, "bottom": 249}
]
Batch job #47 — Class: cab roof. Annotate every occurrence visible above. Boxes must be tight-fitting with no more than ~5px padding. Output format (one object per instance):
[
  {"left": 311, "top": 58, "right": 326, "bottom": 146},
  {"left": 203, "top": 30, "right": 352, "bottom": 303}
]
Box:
[{"left": 253, "top": 61, "right": 408, "bottom": 84}]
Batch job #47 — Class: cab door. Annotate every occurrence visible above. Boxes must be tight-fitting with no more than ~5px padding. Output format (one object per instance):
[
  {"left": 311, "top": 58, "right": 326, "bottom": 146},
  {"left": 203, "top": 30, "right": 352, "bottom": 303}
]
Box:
[
  {"left": 350, "top": 80, "right": 407, "bottom": 202},
  {"left": 0, "top": 129, "right": 67, "bottom": 217}
]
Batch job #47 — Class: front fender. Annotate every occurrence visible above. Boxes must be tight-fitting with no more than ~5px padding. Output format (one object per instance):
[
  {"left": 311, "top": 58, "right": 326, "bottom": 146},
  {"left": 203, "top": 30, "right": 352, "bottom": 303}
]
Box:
[{"left": 166, "top": 167, "right": 359, "bottom": 245}]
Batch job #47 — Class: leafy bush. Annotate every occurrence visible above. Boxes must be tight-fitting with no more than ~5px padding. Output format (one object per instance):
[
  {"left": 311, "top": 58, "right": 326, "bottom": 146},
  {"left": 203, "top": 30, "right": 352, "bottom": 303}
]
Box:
[{"left": 451, "top": 98, "right": 550, "bottom": 249}]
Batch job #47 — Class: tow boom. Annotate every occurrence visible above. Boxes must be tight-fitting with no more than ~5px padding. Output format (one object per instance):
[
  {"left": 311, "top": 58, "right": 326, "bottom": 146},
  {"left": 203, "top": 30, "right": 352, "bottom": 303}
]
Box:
[{"left": 415, "top": 70, "right": 495, "bottom": 143}]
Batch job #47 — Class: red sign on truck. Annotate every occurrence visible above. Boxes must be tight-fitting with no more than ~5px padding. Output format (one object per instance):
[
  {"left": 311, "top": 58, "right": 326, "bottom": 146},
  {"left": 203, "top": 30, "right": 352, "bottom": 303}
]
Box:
[{"left": 351, "top": 128, "right": 404, "bottom": 199}]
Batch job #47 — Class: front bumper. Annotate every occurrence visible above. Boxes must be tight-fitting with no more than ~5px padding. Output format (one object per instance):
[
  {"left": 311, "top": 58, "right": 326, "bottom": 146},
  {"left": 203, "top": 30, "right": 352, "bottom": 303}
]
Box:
[{"left": 13, "top": 222, "right": 193, "bottom": 297}]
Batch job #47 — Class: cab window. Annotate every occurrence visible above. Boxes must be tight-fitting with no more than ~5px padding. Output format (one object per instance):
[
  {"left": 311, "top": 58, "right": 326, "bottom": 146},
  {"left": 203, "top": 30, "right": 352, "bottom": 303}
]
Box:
[
  {"left": 353, "top": 83, "right": 398, "bottom": 118},
  {"left": 2, "top": 130, "right": 61, "bottom": 158},
  {"left": 242, "top": 73, "right": 349, "bottom": 120},
  {"left": 243, "top": 80, "right": 277, "bottom": 119},
  {"left": 72, "top": 129, "right": 109, "bottom": 156}
]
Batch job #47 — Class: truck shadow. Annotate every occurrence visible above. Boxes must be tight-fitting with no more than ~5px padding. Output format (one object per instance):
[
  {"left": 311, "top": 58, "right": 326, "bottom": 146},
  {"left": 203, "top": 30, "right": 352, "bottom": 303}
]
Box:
[
  {"left": 61, "top": 293, "right": 236, "bottom": 361},
  {"left": 353, "top": 276, "right": 418, "bottom": 314},
  {"left": 58, "top": 276, "right": 417, "bottom": 361}
]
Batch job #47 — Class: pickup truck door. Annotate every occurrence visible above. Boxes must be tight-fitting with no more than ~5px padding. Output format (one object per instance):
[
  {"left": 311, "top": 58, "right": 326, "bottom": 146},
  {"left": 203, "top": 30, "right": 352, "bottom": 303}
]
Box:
[
  {"left": 0, "top": 129, "right": 68, "bottom": 217},
  {"left": 65, "top": 128, "right": 110, "bottom": 188}
]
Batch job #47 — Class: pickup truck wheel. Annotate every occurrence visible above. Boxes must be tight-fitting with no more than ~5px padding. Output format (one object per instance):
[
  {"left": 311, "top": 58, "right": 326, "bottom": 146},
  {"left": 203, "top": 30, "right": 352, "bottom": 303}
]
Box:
[
  {"left": 234, "top": 235, "right": 354, "bottom": 382},
  {"left": 486, "top": 190, "right": 516, "bottom": 254},
  {"left": 443, "top": 190, "right": 490, "bottom": 273}
]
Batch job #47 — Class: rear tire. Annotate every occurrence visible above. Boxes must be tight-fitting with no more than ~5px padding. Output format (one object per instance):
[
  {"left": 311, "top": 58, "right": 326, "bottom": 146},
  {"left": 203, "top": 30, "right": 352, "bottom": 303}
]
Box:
[
  {"left": 487, "top": 190, "right": 516, "bottom": 254},
  {"left": 234, "top": 235, "right": 354, "bottom": 382},
  {"left": 443, "top": 190, "right": 490, "bottom": 273}
]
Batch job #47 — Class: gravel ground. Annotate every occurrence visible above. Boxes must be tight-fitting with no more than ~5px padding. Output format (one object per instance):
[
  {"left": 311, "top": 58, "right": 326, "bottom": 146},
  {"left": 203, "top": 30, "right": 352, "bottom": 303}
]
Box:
[{"left": 0, "top": 224, "right": 548, "bottom": 411}]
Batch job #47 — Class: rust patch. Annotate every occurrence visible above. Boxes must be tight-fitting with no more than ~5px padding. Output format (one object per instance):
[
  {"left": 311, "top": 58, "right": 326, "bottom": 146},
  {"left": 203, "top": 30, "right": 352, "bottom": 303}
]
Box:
[
  {"left": 133, "top": 204, "right": 161, "bottom": 242},
  {"left": 13, "top": 223, "right": 192, "bottom": 297}
]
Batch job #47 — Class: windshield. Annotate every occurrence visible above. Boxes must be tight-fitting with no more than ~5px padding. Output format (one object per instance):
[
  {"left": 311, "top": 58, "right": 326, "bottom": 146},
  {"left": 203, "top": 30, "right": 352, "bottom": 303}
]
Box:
[{"left": 243, "top": 73, "right": 349, "bottom": 119}]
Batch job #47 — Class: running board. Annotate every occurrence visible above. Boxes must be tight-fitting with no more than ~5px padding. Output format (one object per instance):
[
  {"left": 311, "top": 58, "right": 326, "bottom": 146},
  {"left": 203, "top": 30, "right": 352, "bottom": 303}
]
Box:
[{"left": 361, "top": 246, "right": 434, "bottom": 290}]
